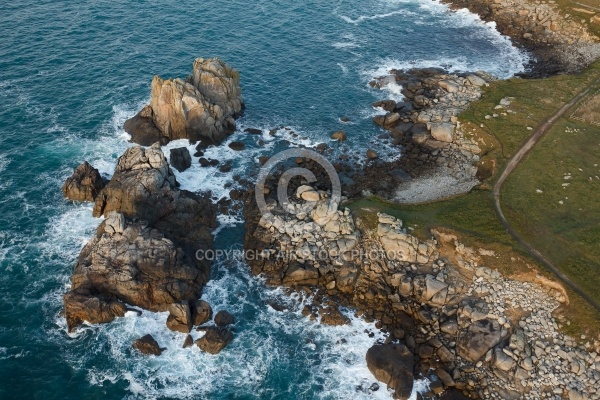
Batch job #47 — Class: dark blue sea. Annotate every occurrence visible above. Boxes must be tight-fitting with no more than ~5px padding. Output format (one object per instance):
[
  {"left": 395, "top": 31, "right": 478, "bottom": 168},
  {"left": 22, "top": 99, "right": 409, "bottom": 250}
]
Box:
[{"left": 0, "top": 0, "right": 526, "bottom": 398}]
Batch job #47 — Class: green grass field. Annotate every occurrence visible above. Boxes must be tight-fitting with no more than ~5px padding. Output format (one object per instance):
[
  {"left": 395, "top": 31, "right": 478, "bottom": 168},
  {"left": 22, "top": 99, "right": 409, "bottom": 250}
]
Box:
[{"left": 349, "top": 60, "right": 600, "bottom": 338}]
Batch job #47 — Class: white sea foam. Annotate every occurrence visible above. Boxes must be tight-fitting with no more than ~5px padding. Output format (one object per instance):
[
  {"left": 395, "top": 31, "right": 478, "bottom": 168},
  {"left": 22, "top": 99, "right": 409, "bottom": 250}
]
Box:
[
  {"left": 32, "top": 3, "right": 531, "bottom": 396},
  {"left": 339, "top": 9, "right": 417, "bottom": 24},
  {"left": 68, "top": 247, "right": 431, "bottom": 399},
  {"left": 41, "top": 203, "right": 100, "bottom": 259},
  {"left": 0, "top": 154, "right": 10, "bottom": 174},
  {"left": 355, "top": 0, "right": 528, "bottom": 83},
  {"left": 337, "top": 63, "right": 349, "bottom": 74}
]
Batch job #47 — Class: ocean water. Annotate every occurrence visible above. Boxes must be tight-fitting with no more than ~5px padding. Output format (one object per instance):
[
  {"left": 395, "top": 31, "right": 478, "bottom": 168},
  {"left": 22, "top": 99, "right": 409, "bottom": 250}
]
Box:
[{"left": 0, "top": 0, "right": 527, "bottom": 398}]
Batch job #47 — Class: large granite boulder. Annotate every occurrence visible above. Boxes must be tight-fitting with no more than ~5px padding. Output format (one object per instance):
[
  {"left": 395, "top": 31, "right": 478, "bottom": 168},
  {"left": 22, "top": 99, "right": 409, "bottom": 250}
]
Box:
[
  {"left": 366, "top": 343, "right": 415, "bottom": 400},
  {"left": 195, "top": 327, "right": 233, "bottom": 354},
  {"left": 192, "top": 300, "right": 213, "bottom": 326},
  {"left": 456, "top": 319, "right": 503, "bottom": 362},
  {"left": 62, "top": 161, "right": 105, "bottom": 201},
  {"left": 66, "top": 218, "right": 204, "bottom": 317},
  {"left": 92, "top": 144, "right": 177, "bottom": 223},
  {"left": 169, "top": 147, "right": 192, "bottom": 172},
  {"left": 166, "top": 302, "right": 193, "bottom": 333},
  {"left": 132, "top": 334, "right": 164, "bottom": 356},
  {"left": 429, "top": 122, "right": 455, "bottom": 143},
  {"left": 124, "top": 58, "right": 243, "bottom": 145}
]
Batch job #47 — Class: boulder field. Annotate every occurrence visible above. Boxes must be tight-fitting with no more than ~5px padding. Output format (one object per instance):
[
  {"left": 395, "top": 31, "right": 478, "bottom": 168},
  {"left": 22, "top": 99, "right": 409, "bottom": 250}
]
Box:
[{"left": 345, "top": 67, "right": 487, "bottom": 204}]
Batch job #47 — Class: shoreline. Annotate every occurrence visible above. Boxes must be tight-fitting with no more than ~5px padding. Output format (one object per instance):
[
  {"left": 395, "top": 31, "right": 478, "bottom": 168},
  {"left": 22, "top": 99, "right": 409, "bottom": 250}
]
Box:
[
  {"left": 239, "top": 4, "right": 600, "bottom": 398},
  {"left": 439, "top": 0, "right": 600, "bottom": 77},
  {"left": 242, "top": 181, "right": 599, "bottom": 398},
  {"left": 57, "top": 2, "right": 600, "bottom": 398}
]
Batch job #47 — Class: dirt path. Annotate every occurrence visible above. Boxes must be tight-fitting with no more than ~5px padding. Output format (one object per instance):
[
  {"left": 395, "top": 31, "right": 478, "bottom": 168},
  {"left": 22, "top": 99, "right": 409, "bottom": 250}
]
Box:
[{"left": 493, "top": 83, "right": 600, "bottom": 312}]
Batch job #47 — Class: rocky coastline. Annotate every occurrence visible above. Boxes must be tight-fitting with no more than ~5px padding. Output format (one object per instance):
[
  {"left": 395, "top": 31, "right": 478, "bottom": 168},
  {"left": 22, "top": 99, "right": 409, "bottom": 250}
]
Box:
[
  {"left": 238, "top": 6, "right": 600, "bottom": 396},
  {"left": 59, "top": 2, "right": 600, "bottom": 394},
  {"left": 343, "top": 67, "right": 489, "bottom": 204},
  {"left": 440, "top": 0, "right": 600, "bottom": 77},
  {"left": 243, "top": 184, "right": 600, "bottom": 398}
]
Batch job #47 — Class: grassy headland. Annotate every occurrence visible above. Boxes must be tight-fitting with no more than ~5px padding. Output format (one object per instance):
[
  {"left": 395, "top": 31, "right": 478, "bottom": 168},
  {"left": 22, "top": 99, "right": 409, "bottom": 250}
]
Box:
[{"left": 349, "top": 59, "right": 600, "bottom": 338}]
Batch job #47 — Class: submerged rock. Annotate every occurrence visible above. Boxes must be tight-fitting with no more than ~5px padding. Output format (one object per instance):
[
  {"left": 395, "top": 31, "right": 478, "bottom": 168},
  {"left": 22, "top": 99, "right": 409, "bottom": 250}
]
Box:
[
  {"left": 124, "top": 58, "right": 243, "bottom": 145},
  {"left": 319, "top": 306, "right": 350, "bottom": 326},
  {"left": 228, "top": 141, "right": 245, "bottom": 151},
  {"left": 331, "top": 130, "right": 347, "bottom": 141},
  {"left": 62, "top": 161, "right": 105, "bottom": 202}
]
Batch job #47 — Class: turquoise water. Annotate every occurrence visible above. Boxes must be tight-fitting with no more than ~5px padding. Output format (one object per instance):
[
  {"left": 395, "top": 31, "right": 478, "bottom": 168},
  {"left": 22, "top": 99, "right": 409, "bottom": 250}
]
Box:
[{"left": 0, "top": 1, "right": 526, "bottom": 399}]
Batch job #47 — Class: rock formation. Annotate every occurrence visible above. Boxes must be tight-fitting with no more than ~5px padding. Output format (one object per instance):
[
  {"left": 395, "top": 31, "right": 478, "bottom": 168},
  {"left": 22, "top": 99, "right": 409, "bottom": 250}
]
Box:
[
  {"left": 132, "top": 334, "right": 164, "bottom": 356},
  {"left": 192, "top": 300, "right": 213, "bottom": 326},
  {"left": 214, "top": 310, "right": 235, "bottom": 327},
  {"left": 63, "top": 144, "right": 217, "bottom": 332},
  {"left": 166, "top": 302, "right": 193, "bottom": 333},
  {"left": 62, "top": 161, "right": 105, "bottom": 201},
  {"left": 195, "top": 327, "right": 234, "bottom": 354},
  {"left": 366, "top": 343, "right": 414, "bottom": 400},
  {"left": 244, "top": 178, "right": 598, "bottom": 398},
  {"left": 169, "top": 147, "right": 192, "bottom": 172},
  {"left": 347, "top": 68, "right": 486, "bottom": 203},
  {"left": 124, "top": 58, "right": 244, "bottom": 146}
]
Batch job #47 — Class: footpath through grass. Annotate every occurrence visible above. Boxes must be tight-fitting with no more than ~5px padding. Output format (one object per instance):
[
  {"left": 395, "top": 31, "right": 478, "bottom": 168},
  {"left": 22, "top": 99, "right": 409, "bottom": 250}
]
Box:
[{"left": 349, "top": 60, "right": 600, "bottom": 338}]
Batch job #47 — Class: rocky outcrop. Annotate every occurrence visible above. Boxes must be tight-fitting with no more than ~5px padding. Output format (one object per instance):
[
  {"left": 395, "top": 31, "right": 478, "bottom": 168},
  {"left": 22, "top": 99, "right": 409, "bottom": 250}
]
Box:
[
  {"left": 169, "top": 147, "right": 192, "bottom": 172},
  {"left": 62, "top": 161, "right": 105, "bottom": 201},
  {"left": 350, "top": 68, "right": 485, "bottom": 203},
  {"left": 366, "top": 344, "right": 414, "bottom": 400},
  {"left": 195, "top": 327, "right": 234, "bottom": 354},
  {"left": 132, "top": 334, "right": 164, "bottom": 356},
  {"left": 63, "top": 144, "right": 217, "bottom": 332},
  {"left": 92, "top": 145, "right": 177, "bottom": 222},
  {"left": 244, "top": 177, "right": 598, "bottom": 398},
  {"left": 65, "top": 218, "right": 205, "bottom": 327},
  {"left": 124, "top": 58, "right": 243, "bottom": 146}
]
